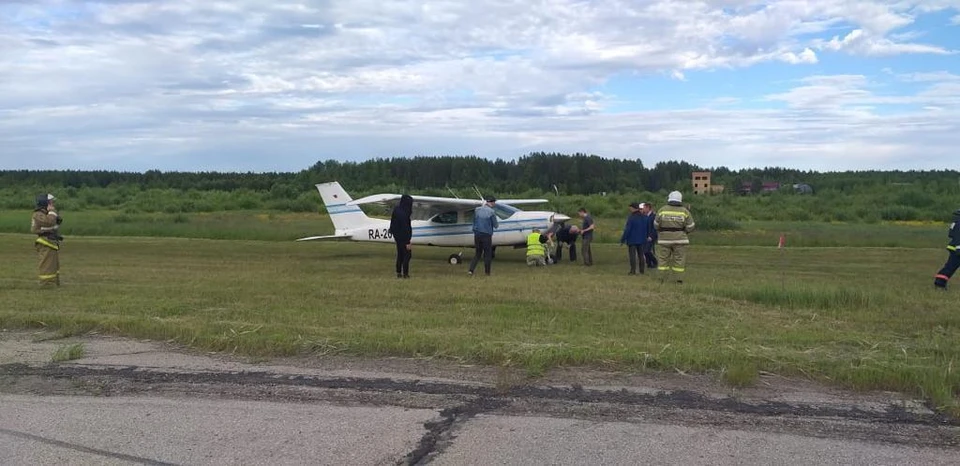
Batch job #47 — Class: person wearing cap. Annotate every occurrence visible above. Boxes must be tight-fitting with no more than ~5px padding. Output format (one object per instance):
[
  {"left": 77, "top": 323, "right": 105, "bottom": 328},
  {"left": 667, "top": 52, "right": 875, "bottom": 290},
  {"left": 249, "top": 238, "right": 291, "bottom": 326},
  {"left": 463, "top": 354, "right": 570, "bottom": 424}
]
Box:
[
  {"left": 468, "top": 196, "right": 499, "bottom": 276},
  {"left": 934, "top": 208, "right": 960, "bottom": 290},
  {"left": 654, "top": 191, "right": 695, "bottom": 283},
  {"left": 31, "top": 193, "right": 62, "bottom": 287},
  {"left": 640, "top": 202, "right": 658, "bottom": 269},
  {"left": 620, "top": 202, "right": 651, "bottom": 275}
]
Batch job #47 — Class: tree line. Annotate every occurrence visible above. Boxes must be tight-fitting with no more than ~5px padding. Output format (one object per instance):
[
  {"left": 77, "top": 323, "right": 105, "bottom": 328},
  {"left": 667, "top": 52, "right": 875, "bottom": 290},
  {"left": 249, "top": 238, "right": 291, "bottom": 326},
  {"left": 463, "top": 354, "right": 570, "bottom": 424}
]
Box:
[
  {"left": 3, "top": 152, "right": 959, "bottom": 195},
  {"left": 2, "top": 153, "right": 959, "bottom": 224}
]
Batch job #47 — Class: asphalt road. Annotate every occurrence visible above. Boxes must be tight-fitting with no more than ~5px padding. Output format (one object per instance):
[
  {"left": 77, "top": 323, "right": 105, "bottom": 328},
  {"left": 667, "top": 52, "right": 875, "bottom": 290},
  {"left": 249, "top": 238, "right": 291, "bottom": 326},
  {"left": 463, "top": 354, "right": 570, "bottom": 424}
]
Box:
[
  {"left": 2, "top": 332, "right": 959, "bottom": 465},
  {"left": 1, "top": 394, "right": 435, "bottom": 465},
  {"left": 437, "top": 414, "right": 960, "bottom": 466},
  {"left": 3, "top": 394, "right": 960, "bottom": 466}
]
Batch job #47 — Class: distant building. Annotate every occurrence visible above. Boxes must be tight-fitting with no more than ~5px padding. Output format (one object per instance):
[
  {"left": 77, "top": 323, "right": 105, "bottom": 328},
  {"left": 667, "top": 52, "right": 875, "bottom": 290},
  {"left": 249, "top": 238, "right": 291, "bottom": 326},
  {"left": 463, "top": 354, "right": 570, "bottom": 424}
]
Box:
[
  {"left": 692, "top": 171, "right": 712, "bottom": 195},
  {"left": 761, "top": 182, "right": 780, "bottom": 193},
  {"left": 793, "top": 183, "right": 814, "bottom": 194},
  {"left": 739, "top": 181, "right": 782, "bottom": 195},
  {"left": 709, "top": 184, "right": 725, "bottom": 194}
]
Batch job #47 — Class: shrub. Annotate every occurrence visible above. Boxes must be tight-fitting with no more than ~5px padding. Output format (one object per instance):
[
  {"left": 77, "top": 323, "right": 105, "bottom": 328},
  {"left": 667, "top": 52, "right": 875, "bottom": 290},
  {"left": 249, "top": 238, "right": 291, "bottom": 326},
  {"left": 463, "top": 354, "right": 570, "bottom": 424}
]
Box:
[{"left": 879, "top": 205, "right": 919, "bottom": 221}]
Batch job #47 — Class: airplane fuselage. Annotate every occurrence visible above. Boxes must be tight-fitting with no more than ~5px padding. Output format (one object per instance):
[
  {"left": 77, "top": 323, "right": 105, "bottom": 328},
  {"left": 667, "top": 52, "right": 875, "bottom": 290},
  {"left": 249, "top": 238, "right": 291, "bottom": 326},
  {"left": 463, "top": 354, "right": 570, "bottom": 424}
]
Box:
[
  {"left": 298, "top": 182, "right": 572, "bottom": 260},
  {"left": 341, "top": 211, "right": 558, "bottom": 248}
]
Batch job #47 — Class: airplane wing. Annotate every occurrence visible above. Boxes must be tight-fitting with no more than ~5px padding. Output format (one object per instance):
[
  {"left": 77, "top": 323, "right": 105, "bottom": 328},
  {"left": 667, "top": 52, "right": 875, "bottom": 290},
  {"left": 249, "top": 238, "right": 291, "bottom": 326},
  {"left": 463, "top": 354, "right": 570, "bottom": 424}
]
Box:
[
  {"left": 295, "top": 234, "right": 352, "bottom": 242},
  {"left": 348, "top": 195, "right": 549, "bottom": 208},
  {"left": 347, "top": 194, "right": 486, "bottom": 207},
  {"left": 348, "top": 194, "right": 485, "bottom": 209},
  {"left": 497, "top": 199, "right": 549, "bottom": 206}
]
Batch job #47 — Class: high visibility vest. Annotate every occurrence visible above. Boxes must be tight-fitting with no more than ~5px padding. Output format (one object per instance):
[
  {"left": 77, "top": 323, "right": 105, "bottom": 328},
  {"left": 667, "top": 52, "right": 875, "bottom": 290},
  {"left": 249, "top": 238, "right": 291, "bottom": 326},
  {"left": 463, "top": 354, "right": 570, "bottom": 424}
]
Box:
[{"left": 527, "top": 233, "right": 545, "bottom": 256}]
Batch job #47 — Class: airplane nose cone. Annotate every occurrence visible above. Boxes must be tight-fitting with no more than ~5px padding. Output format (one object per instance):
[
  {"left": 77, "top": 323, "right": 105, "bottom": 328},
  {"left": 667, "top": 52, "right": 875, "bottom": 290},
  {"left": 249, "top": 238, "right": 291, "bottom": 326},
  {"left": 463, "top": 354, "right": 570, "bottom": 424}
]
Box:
[{"left": 552, "top": 213, "right": 571, "bottom": 223}]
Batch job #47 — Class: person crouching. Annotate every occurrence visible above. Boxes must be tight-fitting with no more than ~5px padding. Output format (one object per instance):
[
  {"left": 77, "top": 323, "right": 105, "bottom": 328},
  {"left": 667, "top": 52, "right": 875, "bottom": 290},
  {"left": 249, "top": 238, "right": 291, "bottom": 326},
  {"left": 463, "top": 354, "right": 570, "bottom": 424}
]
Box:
[{"left": 526, "top": 228, "right": 548, "bottom": 267}]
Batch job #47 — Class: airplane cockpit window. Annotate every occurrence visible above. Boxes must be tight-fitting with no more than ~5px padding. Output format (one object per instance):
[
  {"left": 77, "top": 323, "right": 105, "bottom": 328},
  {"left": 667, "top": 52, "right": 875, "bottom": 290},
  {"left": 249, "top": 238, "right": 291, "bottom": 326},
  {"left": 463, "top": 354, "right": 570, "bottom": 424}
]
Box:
[
  {"left": 432, "top": 211, "right": 459, "bottom": 224},
  {"left": 493, "top": 204, "right": 518, "bottom": 219}
]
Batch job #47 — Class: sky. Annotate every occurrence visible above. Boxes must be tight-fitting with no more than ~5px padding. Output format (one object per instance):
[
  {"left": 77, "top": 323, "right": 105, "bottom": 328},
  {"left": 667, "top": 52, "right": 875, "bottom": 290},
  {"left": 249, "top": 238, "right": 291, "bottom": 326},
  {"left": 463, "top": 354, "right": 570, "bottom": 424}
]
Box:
[{"left": 1, "top": 0, "right": 959, "bottom": 173}]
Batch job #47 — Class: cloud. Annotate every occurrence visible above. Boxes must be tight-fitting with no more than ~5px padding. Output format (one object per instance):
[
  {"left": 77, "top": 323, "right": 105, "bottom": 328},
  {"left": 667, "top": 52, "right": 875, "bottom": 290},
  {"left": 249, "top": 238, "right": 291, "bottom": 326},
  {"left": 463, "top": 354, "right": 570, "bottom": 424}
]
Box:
[
  {"left": 815, "top": 29, "right": 953, "bottom": 56},
  {"left": 0, "top": 0, "right": 958, "bottom": 171}
]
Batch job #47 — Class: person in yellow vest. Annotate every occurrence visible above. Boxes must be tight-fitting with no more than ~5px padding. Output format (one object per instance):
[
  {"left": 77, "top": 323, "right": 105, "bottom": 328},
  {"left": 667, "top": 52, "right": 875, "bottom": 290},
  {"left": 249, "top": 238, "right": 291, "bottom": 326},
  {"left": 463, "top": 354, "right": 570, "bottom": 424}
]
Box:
[
  {"left": 654, "top": 191, "right": 695, "bottom": 284},
  {"left": 526, "top": 228, "right": 548, "bottom": 266},
  {"left": 31, "top": 193, "right": 62, "bottom": 287}
]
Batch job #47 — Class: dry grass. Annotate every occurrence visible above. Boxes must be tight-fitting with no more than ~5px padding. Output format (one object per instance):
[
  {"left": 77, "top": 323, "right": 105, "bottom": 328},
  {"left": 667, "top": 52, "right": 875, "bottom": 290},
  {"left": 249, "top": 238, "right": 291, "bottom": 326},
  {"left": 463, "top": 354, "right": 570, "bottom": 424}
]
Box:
[{"left": 51, "top": 343, "right": 86, "bottom": 362}]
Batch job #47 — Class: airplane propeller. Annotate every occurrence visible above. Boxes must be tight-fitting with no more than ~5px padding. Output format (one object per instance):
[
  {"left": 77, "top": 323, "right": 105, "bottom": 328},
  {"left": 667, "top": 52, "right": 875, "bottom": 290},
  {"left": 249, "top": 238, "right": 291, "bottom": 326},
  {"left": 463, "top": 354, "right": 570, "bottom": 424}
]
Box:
[{"left": 547, "top": 183, "right": 569, "bottom": 223}]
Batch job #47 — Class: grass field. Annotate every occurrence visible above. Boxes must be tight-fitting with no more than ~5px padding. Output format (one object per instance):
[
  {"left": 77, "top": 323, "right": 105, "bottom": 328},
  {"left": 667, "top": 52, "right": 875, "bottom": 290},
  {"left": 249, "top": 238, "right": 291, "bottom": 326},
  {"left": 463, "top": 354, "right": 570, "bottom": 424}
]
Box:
[
  {"left": 0, "top": 209, "right": 949, "bottom": 247},
  {"left": 1, "top": 231, "right": 958, "bottom": 411}
]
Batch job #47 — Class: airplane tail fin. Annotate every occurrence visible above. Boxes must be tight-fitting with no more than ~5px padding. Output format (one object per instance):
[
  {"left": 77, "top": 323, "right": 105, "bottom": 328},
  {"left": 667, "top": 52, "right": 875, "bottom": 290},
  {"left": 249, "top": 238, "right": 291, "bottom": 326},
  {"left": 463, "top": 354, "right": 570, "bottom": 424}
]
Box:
[{"left": 315, "top": 182, "right": 371, "bottom": 232}]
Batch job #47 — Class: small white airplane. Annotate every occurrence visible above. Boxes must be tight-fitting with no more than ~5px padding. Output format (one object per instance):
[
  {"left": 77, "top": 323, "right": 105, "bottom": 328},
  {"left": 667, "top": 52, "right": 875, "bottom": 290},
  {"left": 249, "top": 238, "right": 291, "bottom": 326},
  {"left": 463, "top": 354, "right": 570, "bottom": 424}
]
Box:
[{"left": 296, "top": 181, "right": 571, "bottom": 264}]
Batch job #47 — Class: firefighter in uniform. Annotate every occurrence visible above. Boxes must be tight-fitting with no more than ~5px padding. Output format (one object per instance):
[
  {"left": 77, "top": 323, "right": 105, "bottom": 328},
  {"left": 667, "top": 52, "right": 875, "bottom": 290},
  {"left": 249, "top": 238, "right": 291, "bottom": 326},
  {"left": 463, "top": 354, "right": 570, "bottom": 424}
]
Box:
[
  {"left": 654, "top": 191, "right": 695, "bottom": 284},
  {"left": 934, "top": 208, "right": 960, "bottom": 290},
  {"left": 31, "top": 193, "right": 62, "bottom": 287},
  {"left": 526, "top": 228, "right": 547, "bottom": 266}
]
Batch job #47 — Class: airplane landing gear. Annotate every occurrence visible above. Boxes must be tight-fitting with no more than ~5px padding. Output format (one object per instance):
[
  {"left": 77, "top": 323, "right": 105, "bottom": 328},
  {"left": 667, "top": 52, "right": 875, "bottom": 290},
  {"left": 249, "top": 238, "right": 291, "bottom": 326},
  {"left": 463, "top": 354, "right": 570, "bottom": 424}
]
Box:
[{"left": 448, "top": 253, "right": 463, "bottom": 265}]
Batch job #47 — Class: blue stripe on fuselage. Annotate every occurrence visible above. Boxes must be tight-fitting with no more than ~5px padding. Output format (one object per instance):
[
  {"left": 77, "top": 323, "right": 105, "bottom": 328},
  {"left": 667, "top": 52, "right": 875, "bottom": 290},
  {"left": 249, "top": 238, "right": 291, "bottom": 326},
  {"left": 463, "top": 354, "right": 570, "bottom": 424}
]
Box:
[
  {"left": 412, "top": 218, "right": 549, "bottom": 230},
  {"left": 412, "top": 220, "right": 549, "bottom": 238},
  {"left": 413, "top": 227, "right": 532, "bottom": 238}
]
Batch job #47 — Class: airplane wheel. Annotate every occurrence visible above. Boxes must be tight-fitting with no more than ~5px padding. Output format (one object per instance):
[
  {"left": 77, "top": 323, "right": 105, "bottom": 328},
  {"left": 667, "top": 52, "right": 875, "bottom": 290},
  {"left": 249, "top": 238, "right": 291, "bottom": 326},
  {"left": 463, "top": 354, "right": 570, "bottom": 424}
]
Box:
[{"left": 448, "top": 254, "right": 462, "bottom": 265}]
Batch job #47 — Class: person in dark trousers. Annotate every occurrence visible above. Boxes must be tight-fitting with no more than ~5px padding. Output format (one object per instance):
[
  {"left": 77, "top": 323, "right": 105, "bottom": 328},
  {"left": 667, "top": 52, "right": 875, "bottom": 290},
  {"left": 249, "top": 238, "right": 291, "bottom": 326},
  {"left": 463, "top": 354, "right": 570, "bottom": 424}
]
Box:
[
  {"left": 640, "top": 202, "right": 658, "bottom": 269},
  {"left": 620, "top": 202, "right": 650, "bottom": 275},
  {"left": 578, "top": 208, "right": 595, "bottom": 266},
  {"left": 468, "top": 196, "right": 499, "bottom": 276},
  {"left": 546, "top": 223, "right": 580, "bottom": 263},
  {"left": 934, "top": 208, "right": 960, "bottom": 289},
  {"left": 388, "top": 194, "right": 414, "bottom": 278}
]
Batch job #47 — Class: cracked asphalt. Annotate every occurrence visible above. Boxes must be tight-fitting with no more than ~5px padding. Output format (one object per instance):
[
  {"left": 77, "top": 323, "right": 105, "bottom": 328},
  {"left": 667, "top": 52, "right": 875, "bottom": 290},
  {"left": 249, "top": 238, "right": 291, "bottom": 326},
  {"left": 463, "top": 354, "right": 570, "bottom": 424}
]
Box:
[{"left": 2, "top": 332, "right": 960, "bottom": 465}]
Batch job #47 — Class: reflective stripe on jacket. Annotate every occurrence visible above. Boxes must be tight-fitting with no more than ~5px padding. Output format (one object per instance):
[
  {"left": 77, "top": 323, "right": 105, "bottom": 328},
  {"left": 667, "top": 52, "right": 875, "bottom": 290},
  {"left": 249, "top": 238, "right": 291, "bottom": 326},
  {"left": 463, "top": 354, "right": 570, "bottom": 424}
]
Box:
[
  {"left": 948, "top": 214, "right": 960, "bottom": 251},
  {"left": 654, "top": 203, "right": 695, "bottom": 245},
  {"left": 35, "top": 237, "right": 59, "bottom": 250}
]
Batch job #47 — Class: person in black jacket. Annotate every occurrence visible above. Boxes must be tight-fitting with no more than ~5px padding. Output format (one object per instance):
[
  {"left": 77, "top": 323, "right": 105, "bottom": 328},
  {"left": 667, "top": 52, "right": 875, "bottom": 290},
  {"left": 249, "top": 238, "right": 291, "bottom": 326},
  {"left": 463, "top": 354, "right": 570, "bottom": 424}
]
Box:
[
  {"left": 934, "top": 208, "right": 960, "bottom": 289},
  {"left": 546, "top": 223, "right": 580, "bottom": 263},
  {"left": 640, "top": 203, "right": 658, "bottom": 269},
  {"left": 620, "top": 203, "right": 651, "bottom": 275},
  {"left": 389, "top": 195, "right": 414, "bottom": 278}
]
